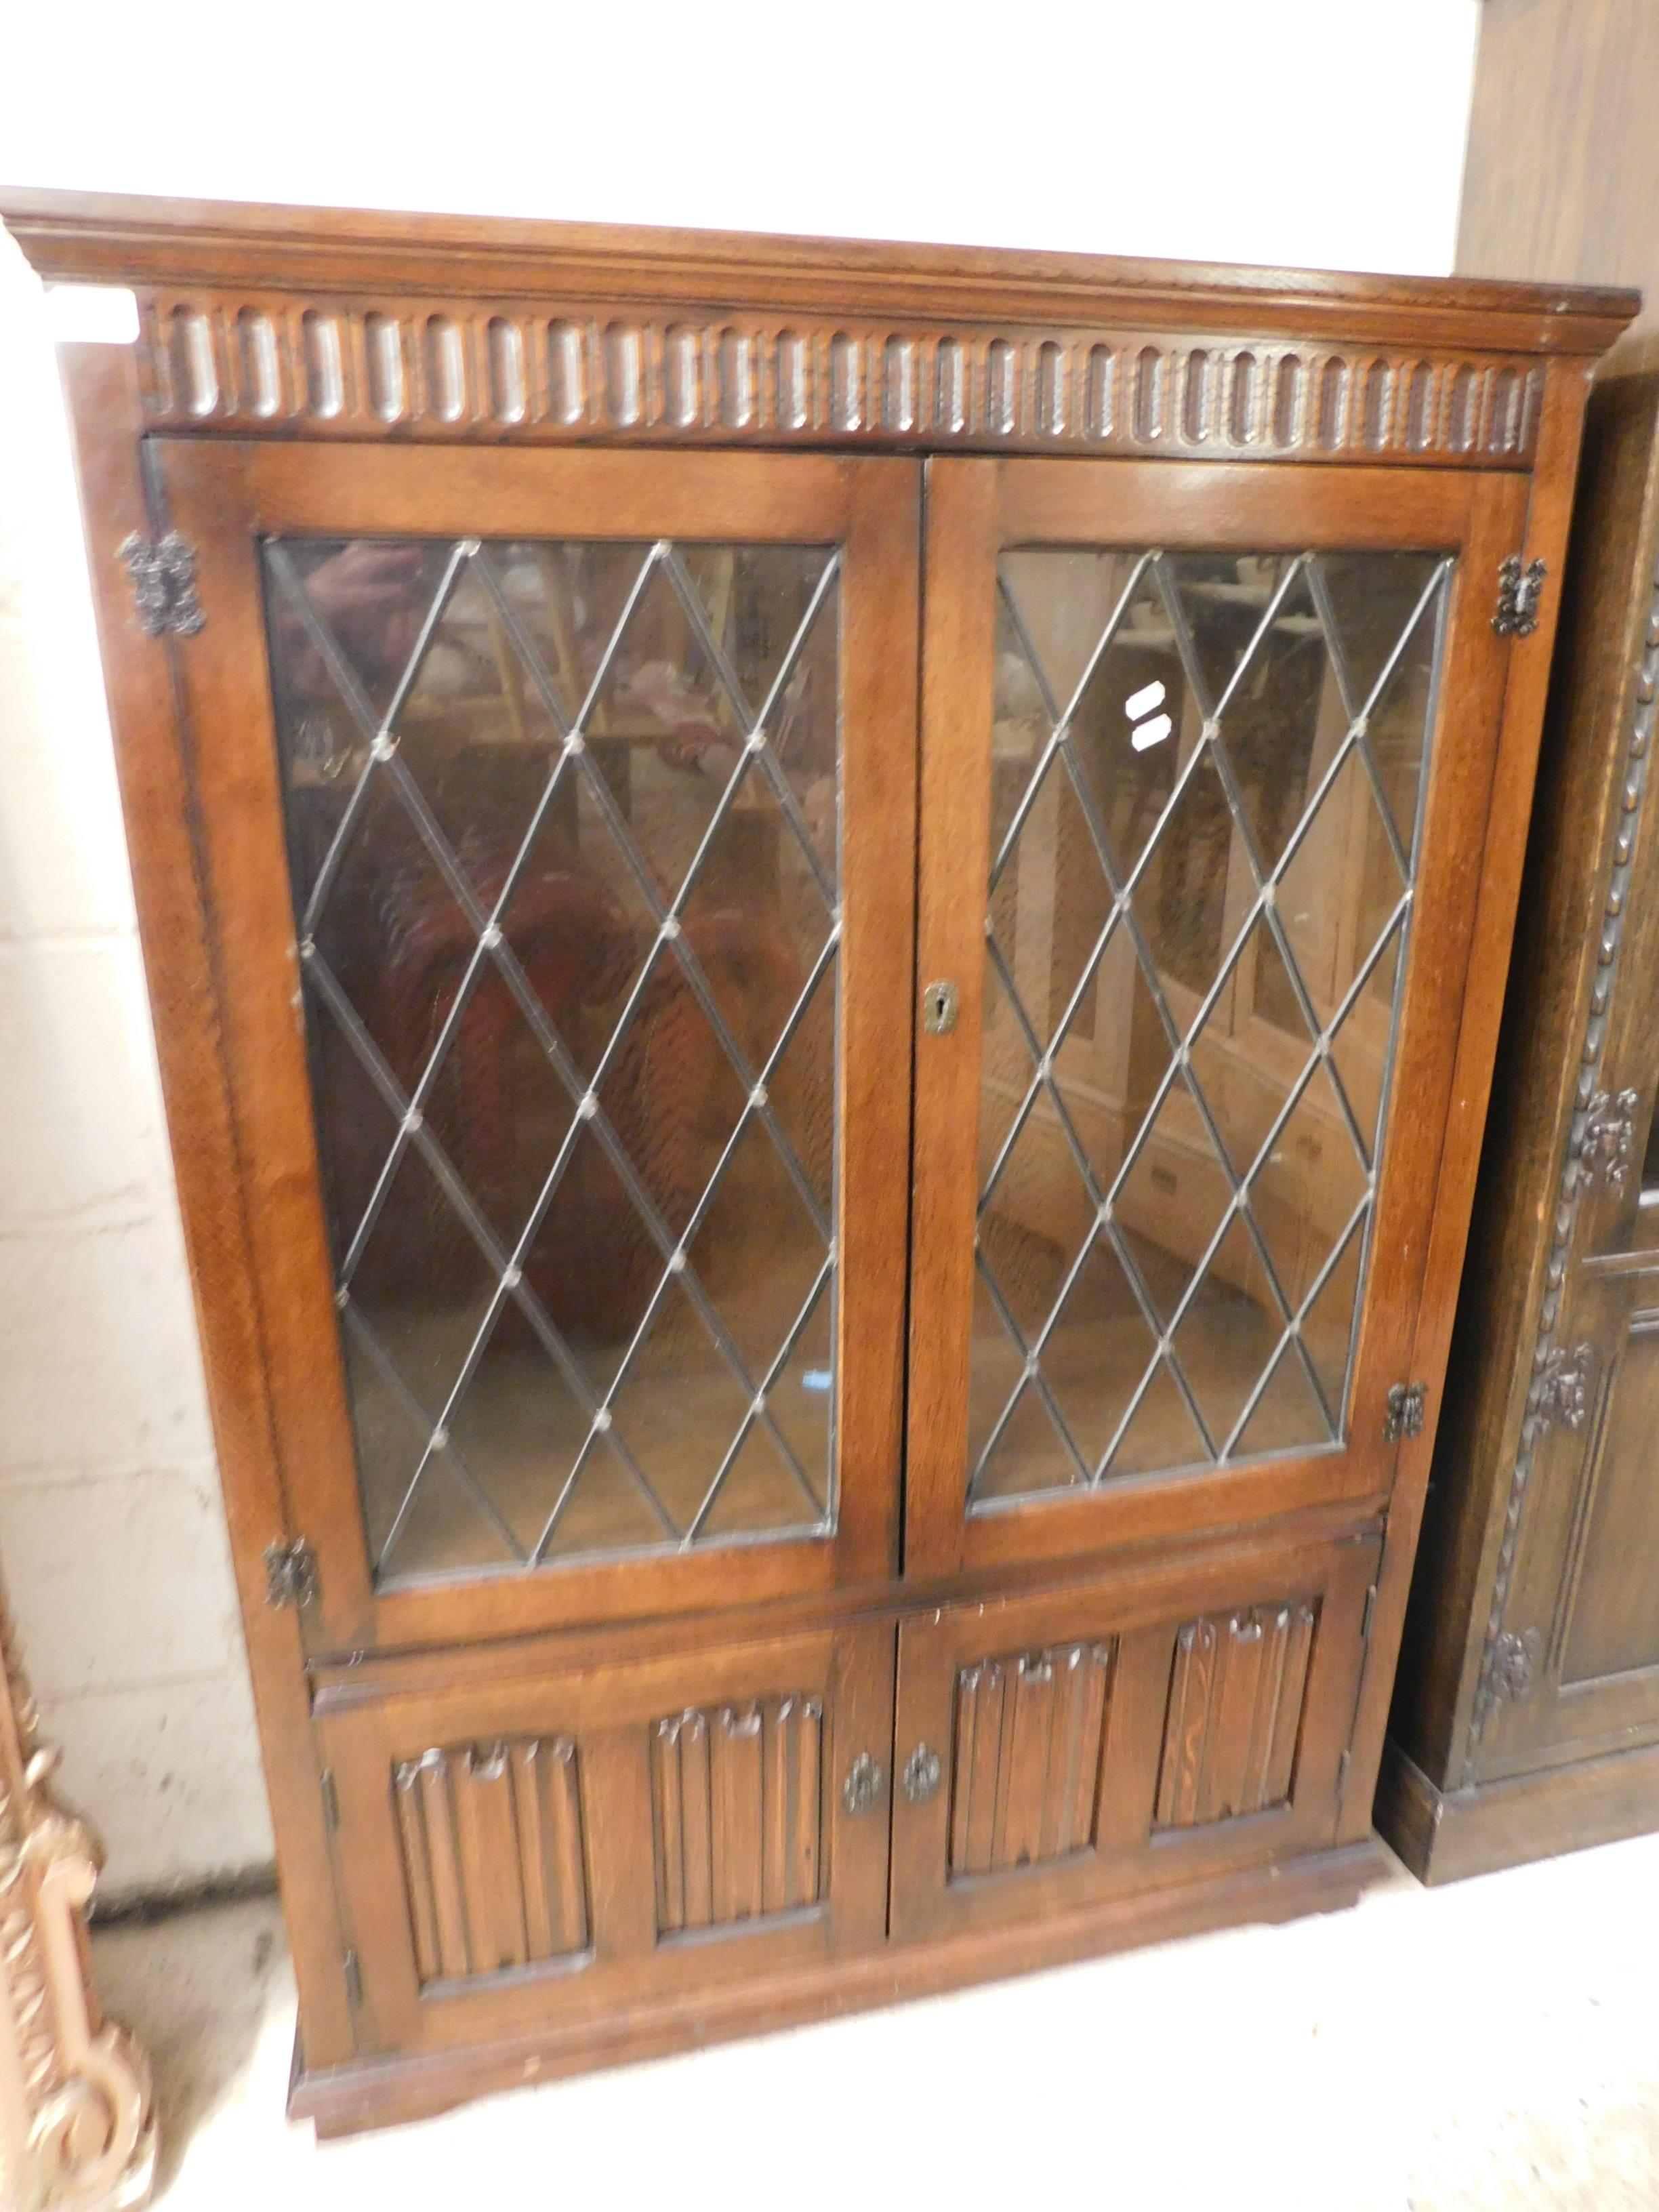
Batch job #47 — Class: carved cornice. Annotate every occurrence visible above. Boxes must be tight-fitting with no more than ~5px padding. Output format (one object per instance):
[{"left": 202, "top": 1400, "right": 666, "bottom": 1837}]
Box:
[
  {"left": 0, "top": 190, "right": 1637, "bottom": 354},
  {"left": 1, "top": 189, "right": 1637, "bottom": 464},
  {"left": 1469, "top": 551, "right": 1659, "bottom": 1752}
]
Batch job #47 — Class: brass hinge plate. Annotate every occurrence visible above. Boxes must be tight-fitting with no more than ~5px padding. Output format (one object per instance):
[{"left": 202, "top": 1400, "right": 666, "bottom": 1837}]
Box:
[
  {"left": 319, "top": 1768, "right": 340, "bottom": 1832},
  {"left": 1492, "top": 552, "right": 1547, "bottom": 638},
  {"left": 1360, "top": 1582, "right": 1378, "bottom": 1641},
  {"left": 342, "top": 1948, "right": 363, "bottom": 2010},
  {"left": 264, "top": 1537, "right": 319, "bottom": 1610},
  {"left": 1384, "top": 1382, "right": 1427, "bottom": 1443}
]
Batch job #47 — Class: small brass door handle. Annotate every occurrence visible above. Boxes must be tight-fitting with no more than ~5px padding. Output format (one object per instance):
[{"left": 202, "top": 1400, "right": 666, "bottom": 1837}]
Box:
[
  {"left": 902, "top": 1743, "right": 943, "bottom": 1805},
  {"left": 922, "top": 979, "right": 959, "bottom": 1035},
  {"left": 842, "top": 1753, "right": 884, "bottom": 1815}
]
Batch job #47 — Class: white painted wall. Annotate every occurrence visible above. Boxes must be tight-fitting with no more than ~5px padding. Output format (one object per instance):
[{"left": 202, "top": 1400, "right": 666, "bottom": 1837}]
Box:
[{"left": 0, "top": 0, "right": 1481, "bottom": 1900}]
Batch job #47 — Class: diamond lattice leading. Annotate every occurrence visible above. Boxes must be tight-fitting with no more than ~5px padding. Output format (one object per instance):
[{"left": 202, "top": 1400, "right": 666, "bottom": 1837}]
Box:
[
  {"left": 968, "top": 545, "right": 1448, "bottom": 1507},
  {"left": 264, "top": 535, "right": 845, "bottom": 1578}
]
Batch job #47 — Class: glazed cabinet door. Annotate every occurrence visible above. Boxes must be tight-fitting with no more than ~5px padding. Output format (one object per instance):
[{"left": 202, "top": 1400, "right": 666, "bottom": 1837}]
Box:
[
  {"left": 152, "top": 442, "right": 918, "bottom": 1652},
  {"left": 888, "top": 1532, "right": 1378, "bottom": 1940},
  {"left": 313, "top": 1619, "right": 893, "bottom": 2063},
  {"left": 907, "top": 456, "right": 1525, "bottom": 1578}
]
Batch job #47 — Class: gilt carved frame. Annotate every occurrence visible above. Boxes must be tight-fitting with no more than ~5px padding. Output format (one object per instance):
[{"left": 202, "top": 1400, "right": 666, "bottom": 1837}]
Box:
[{"left": 0, "top": 1581, "right": 153, "bottom": 2212}]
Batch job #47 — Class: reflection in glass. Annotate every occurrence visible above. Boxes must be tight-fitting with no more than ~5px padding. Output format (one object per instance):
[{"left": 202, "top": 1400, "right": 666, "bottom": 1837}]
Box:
[
  {"left": 971, "top": 546, "right": 1446, "bottom": 1507},
  {"left": 264, "top": 537, "right": 841, "bottom": 1580}
]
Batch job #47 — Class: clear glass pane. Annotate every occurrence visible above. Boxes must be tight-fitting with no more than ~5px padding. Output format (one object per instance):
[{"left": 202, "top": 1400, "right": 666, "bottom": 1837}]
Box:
[
  {"left": 264, "top": 536, "right": 840, "bottom": 1581},
  {"left": 968, "top": 542, "right": 1448, "bottom": 1511}
]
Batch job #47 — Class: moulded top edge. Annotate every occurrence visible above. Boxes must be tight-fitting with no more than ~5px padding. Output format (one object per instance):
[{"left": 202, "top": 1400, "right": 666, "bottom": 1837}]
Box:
[{"left": 0, "top": 186, "right": 1639, "bottom": 359}]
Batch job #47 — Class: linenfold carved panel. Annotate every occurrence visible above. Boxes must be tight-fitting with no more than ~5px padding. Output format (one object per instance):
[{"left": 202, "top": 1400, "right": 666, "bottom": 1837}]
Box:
[
  {"left": 947, "top": 1641, "right": 1114, "bottom": 1878},
  {"left": 653, "top": 1696, "right": 824, "bottom": 1936},
  {"left": 394, "top": 1736, "right": 589, "bottom": 1987},
  {"left": 1155, "top": 1600, "right": 1317, "bottom": 1830},
  {"left": 135, "top": 293, "right": 1542, "bottom": 466}
]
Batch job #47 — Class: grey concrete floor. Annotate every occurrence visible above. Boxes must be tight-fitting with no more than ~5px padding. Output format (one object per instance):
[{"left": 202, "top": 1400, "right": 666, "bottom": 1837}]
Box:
[{"left": 89, "top": 1830, "right": 1659, "bottom": 2210}]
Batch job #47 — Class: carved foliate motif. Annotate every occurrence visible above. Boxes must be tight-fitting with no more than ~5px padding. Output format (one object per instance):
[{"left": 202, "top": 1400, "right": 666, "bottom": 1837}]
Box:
[
  {"left": 1486, "top": 1628, "right": 1543, "bottom": 1706},
  {"left": 1532, "top": 1343, "right": 1594, "bottom": 1433},
  {"left": 0, "top": 1585, "right": 155, "bottom": 2212},
  {"left": 1576, "top": 1088, "right": 1641, "bottom": 1194}
]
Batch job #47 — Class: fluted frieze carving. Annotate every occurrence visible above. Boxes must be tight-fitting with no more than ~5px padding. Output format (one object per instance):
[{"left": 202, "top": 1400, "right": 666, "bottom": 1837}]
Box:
[{"left": 131, "top": 291, "right": 1543, "bottom": 468}]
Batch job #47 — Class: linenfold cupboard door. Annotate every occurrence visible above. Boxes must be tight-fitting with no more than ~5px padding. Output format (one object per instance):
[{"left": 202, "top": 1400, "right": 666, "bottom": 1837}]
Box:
[
  {"left": 888, "top": 1532, "right": 1378, "bottom": 1942},
  {"left": 905, "top": 457, "right": 1526, "bottom": 1579},
  {"left": 313, "top": 1618, "right": 893, "bottom": 2062},
  {"left": 151, "top": 441, "right": 920, "bottom": 1652}
]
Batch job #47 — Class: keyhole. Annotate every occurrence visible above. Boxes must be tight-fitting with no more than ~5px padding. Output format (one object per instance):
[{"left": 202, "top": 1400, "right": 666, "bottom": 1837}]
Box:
[{"left": 922, "top": 979, "right": 959, "bottom": 1035}]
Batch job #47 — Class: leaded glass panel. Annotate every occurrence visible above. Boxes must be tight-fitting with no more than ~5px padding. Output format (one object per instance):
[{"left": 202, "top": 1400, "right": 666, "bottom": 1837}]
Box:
[
  {"left": 263, "top": 536, "right": 841, "bottom": 1580},
  {"left": 970, "top": 546, "right": 1448, "bottom": 1509}
]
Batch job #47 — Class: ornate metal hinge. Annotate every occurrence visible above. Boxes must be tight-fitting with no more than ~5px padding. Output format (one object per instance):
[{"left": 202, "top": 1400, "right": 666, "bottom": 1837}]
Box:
[
  {"left": 1532, "top": 1343, "right": 1593, "bottom": 1433},
  {"left": 117, "top": 530, "right": 205, "bottom": 637},
  {"left": 1576, "top": 1088, "right": 1641, "bottom": 1195},
  {"left": 264, "top": 1537, "right": 319, "bottom": 1609},
  {"left": 1492, "top": 553, "right": 1547, "bottom": 638},
  {"left": 1385, "top": 1382, "right": 1427, "bottom": 1442},
  {"left": 1487, "top": 1627, "right": 1543, "bottom": 1706}
]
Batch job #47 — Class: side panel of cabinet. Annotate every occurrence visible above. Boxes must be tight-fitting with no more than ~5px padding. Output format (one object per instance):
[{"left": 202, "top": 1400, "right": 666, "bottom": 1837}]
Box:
[
  {"left": 1477, "top": 1265, "right": 1659, "bottom": 1773},
  {"left": 888, "top": 1533, "right": 1377, "bottom": 1942},
  {"left": 313, "top": 1620, "right": 893, "bottom": 2058}
]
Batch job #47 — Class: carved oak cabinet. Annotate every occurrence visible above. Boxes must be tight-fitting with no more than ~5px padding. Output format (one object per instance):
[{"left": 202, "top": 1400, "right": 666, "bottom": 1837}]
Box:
[
  {"left": 0, "top": 189, "right": 1631, "bottom": 2133},
  {"left": 1382, "top": 338, "right": 1659, "bottom": 1880}
]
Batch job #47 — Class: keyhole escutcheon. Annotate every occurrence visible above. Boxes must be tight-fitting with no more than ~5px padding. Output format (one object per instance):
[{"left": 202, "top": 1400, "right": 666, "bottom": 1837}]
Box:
[{"left": 922, "top": 979, "right": 959, "bottom": 1036}]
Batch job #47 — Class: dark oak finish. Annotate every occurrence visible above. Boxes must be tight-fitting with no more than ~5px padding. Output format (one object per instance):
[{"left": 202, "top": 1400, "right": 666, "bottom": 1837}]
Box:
[
  {"left": 889, "top": 1531, "right": 1376, "bottom": 1944},
  {"left": 5, "top": 190, "right": 1629, "bottom": 2129},
  {"left": 317, "top": 1620, "right": 893, "bottom": 2060},
  {"left": 906, "top": 457, "right": 1526, "bottom": 1581},
  {"left": 150, "top": 439, "right": 918, "bottom": 1654},
  {"left": 1386, "top": 346, "right": 1659, "bottom": 1878},
  {"left": 1378, "top": 1734, "right": 1659, "bottom": 1885},
  {"left": 292, "top": 1838, "right": 1389, "bottom": 2135},
  {"left": 50, "top": 344, "right": 358, "bottom": 2072},
  {"left": 0, "top": 186, "right": 1633, "bottom": 462}
]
